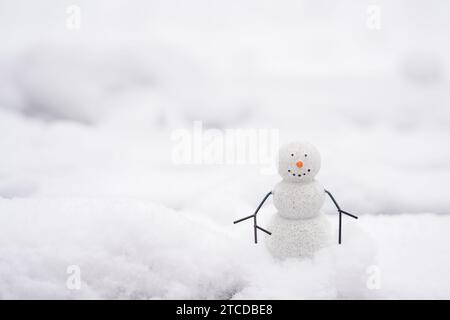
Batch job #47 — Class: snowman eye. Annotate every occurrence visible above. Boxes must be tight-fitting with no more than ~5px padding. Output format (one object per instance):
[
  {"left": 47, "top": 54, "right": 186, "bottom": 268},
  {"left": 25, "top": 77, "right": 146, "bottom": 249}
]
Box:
[
  {"left": 291, "top": 153, "right": 294, "bottom": 156},
  {"left": 304, "top": 154, "right": 308, "bottom": 157}
]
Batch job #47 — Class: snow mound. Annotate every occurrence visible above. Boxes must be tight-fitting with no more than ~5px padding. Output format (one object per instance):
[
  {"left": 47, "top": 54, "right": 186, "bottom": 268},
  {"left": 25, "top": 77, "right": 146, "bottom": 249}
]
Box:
[
  {"left": 0, "top": 198, "right": 378, "bottom": 299},
  {"left": 0, "top": 198, "right": 245, "bottom": 299},
  {"left": 235, "top": 221, "right": 377, "bottom": 299}
]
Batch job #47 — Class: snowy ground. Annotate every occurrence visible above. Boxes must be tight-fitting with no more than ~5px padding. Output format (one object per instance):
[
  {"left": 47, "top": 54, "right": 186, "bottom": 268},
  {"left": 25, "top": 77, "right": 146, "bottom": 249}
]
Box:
[
  {"left": 1, "top": 197, "right": 449, "bottom": 299},
  {"left": 1, "top": 0, "right": 450, "bottom": 299}
]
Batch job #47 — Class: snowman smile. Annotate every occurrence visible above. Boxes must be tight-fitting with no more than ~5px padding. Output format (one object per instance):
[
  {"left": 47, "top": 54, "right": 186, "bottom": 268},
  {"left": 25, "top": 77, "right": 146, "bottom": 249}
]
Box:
[{"left": 287, "top": 168, "right": 311, "bottom": 178}]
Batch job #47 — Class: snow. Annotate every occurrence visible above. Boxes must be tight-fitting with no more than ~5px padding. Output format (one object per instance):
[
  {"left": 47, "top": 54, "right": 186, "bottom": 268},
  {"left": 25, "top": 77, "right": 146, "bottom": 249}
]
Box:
[
  {"left": 1, "top": 197, "right": 449, "bottom": 299},
  {"left": 1, "top": 0, "right": 450, "bottom": 299}
]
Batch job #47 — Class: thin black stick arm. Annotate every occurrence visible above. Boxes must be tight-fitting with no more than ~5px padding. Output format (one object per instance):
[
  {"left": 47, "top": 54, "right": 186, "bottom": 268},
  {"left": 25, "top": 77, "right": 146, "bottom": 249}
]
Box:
[
  {"left": 233, "top": 191, "right": 272, "bottom": 224},
  {"left": 325, "top": 189, "right": 343, "bottom": 244},
  {"left": 324, "top": 190, "right": 341, "bottom": 211},
  {"left": 324, "top": 190, "right": 358, "bottom": 220},
  {"left": 256, "top": 225, "right": 272, "bottom": 235},
  {"left": 252, "top": 191, "right": 272, "bottom": 216},
  {"left": 324, "top": 189, "right": 358, "bottom": 245},
  {"left": 233, "top": 214, "right": 254, "bottom": 224},
  {"left": 233, "top": 191, "right": 273, "bottom": 244},
  {"left": 340, "top": 210, "right": 358, "bottom": 219}
]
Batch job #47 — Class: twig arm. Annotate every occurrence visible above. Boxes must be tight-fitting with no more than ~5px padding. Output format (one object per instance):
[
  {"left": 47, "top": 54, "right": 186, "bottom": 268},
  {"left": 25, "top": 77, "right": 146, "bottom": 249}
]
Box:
[
  {"left": 325, "top": 189, "right": 341, "bottom": 211},
  {"left": 233, "top": 191, "right": 272, "bottom": 224},
  {"left": 325, "top": 190, "right": 358, "bottom": 219},
  {"left": 252, "top": 191, "right": 273, "bottom": 217},
  {"left": 340, "top": 210, "right": 358, "bottom": 219},
  {"left": 233, "top": 214, "right": 254, "bottom": 224},
  {"left": 325, "top": 189, "right": 358, "bottom": 245},
  {"left": 233, "top": 191, "right": 273, "bottom": 243}
]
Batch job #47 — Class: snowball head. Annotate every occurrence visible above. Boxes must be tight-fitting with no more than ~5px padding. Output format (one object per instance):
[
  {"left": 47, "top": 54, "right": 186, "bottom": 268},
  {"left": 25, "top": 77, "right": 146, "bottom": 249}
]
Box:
[{"left": 278, "top": 141, "right": 321, "bottom": 182}]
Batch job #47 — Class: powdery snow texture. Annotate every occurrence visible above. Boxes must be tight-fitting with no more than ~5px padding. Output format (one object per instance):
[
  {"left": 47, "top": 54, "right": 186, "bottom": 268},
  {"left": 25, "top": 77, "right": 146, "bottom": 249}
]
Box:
[{"left": 1, "top": 197, "right": 448, "bottom": 299}]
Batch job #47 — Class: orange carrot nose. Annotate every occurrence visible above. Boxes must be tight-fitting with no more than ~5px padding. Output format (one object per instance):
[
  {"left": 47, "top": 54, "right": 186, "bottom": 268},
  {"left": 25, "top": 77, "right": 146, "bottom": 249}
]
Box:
[{"left": 296, "top": 161, "right": 303, "bottom": 168}]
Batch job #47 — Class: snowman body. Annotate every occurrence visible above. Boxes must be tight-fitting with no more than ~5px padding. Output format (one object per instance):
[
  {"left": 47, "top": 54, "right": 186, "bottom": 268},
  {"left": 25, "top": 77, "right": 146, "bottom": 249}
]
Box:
[{"left": 265, "top": 142, "right": 332, "bottom": 259}]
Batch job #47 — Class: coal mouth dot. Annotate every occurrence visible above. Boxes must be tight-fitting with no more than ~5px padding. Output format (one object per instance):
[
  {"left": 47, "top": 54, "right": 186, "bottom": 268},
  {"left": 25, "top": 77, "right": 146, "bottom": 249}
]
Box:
[{"left": 287, "top": 168, "right": 313, "bottom": 178}]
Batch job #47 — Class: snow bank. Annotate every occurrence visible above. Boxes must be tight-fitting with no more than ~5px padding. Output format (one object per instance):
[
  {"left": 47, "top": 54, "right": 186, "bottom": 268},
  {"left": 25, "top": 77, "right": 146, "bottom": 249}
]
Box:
[
  {"left": 1, "top": 197, "right": 448, "bottom": 299},
  {"left": 0, "top": 198, "right": 244, "bottom": 299}
]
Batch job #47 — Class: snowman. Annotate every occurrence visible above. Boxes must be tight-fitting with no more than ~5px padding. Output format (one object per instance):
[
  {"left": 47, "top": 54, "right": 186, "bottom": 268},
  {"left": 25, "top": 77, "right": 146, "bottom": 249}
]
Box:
[{"left": 234, "top": 141, "right": 358, "bottom": 259}]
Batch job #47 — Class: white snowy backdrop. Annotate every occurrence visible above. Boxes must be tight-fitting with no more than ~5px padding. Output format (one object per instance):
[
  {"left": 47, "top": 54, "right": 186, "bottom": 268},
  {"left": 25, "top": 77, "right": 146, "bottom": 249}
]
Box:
[{"left": 0, "top": 0, "right": 450, "bottom": 299}]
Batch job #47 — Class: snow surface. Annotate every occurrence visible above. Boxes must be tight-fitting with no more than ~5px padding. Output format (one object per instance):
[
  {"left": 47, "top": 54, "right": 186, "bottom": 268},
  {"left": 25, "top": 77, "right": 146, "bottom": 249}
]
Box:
[
  {"left": 1, "top": 0, "right": 450, "bottom": 299},
  {"left": 1, "top": 197, "right": 449, "bottom": 299}
]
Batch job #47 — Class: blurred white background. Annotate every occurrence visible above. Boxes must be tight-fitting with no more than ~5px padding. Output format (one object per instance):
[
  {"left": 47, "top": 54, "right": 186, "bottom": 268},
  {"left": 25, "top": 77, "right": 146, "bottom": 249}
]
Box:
[{"left": 0, "top": 0, "right": 449, "bottom": 299}]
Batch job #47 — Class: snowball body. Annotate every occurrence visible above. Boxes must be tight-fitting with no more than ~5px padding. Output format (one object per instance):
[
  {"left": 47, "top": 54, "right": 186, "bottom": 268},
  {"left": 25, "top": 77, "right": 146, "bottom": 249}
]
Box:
[
  {"left": 266, "top": 212, "right": 331, "bottom": 258},
  {"left": 273, "top": 180, "right": 325, "bottom": 219}
]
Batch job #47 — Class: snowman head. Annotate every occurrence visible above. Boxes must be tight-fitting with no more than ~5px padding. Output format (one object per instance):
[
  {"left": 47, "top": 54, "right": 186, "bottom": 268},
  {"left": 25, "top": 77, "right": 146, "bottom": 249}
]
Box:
[{"left": 278, "top": 141, "right": 321, "bottom": 182}]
